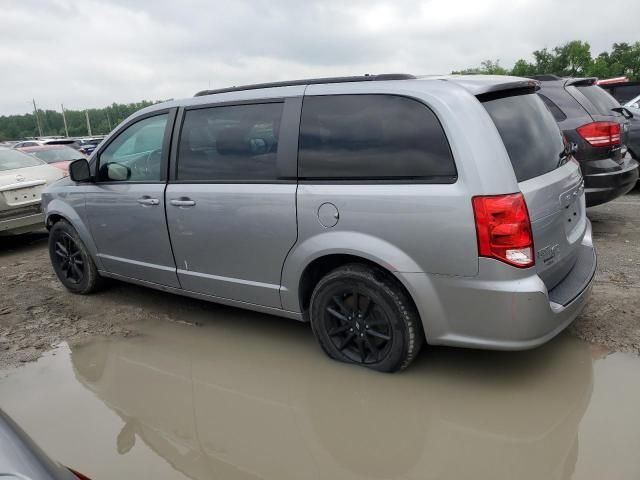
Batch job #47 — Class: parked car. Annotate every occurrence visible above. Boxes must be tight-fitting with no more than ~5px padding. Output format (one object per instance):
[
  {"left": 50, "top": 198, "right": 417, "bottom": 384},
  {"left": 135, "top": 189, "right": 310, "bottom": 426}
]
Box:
[
  {"left": 73, "top": 137, "right": 104, "bottom": 156},
  {"left": 18, "top": 145, "right": 87, "bottom": 176},
  {"left": 0, "top": 409, "right": 91, "bottom": 479},
  {"left": 623, "top": 94, "right": 640, "bottom": 163},
  {"left": 12, "top": 138, "right": 76, "bottom": 149},
  {"left": 533, "top": 76, "right": 639, "bottom": 206},
  {"left": 43, "top": 74, "right": 596, "bottom": 372},
  {"left": 0, "top": 147, "right": 64, "bottom": 235}
]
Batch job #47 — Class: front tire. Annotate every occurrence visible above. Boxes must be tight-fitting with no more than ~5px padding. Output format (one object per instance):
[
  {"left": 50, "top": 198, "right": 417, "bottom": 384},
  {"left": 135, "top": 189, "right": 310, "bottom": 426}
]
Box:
[
  {"left": 309, "top": 264, "right": 424, "bottom": 372},
  {"left": 49, "top": 220, "right": 103, "bottom": 294}
]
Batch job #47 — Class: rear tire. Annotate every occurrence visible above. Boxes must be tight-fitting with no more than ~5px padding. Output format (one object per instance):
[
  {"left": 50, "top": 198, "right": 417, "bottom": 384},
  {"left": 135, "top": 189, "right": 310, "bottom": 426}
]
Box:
[
  {"left": 309, "top": 264, "right": 424, "bottom": 372},
  {"left": 49, "top": 220, "right": 104, "bottom": 294}
]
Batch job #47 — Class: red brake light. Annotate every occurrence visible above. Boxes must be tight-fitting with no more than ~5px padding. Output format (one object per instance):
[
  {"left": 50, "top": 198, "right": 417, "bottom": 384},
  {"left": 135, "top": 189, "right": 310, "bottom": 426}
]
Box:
[
  {"left": 576, "top": 121, "right": 621, "bottom": 147},
  {"left": 472, "top": 193, "right": 534, "bottom": 268}
]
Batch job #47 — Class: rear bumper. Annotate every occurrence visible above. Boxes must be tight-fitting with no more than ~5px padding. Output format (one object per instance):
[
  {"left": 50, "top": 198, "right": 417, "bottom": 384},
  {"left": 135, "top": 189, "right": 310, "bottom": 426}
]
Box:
[
  {"left": 406, "top": 220, "right": 596, "bottom": 350},
  {"left": 0, "top": 212, "right": 45, "bottom": 235},
  {"left": 584, "top": 156, "right": 639, "bottom": 207}
]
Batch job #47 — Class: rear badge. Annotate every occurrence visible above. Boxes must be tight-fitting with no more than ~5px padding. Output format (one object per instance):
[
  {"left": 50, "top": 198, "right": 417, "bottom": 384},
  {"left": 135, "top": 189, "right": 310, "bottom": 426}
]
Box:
[{"left": 537, "top": 244, "right": 560, "bottom": 265}]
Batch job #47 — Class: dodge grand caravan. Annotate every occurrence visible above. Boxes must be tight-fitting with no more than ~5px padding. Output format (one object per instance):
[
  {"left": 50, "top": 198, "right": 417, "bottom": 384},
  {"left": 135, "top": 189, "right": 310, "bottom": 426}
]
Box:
[{"left": 43, "top": 74, "right": 596, "bottom": 372}]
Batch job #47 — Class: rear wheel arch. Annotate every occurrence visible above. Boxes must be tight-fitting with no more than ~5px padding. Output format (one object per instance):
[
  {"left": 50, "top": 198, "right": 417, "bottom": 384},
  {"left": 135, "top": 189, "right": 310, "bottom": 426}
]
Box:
[{"left": 298, "top": 254, "right": 420, "bottom": 320}]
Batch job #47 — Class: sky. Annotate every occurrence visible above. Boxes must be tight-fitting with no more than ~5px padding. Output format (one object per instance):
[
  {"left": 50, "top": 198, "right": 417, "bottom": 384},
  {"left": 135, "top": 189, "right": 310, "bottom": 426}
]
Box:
[{"left": 1, "top": 0, "right": 639, "bottom": 115}]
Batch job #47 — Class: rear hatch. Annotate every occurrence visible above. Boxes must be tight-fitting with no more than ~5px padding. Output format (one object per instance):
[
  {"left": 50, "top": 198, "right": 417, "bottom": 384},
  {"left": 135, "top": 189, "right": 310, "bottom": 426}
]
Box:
[
  {"left": 480, "top": 89, "right": 587, "bottom": 290},
  {"left": 565, "top": 78, "right": 629, "bottom": 164},
  {"left": 0, "top": 150, "right": 64, "bottom": 221}
]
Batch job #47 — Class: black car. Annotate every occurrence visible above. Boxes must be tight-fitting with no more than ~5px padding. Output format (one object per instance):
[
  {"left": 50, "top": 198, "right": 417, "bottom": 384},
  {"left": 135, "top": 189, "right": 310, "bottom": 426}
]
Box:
[{"left": 533, "top": 76, "right": 639, "bottom": 206}]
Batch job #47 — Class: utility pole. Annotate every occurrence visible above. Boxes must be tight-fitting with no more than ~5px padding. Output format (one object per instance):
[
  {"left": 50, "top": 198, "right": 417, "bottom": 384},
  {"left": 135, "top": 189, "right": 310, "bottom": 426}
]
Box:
[
  {"left": 61, "top": 104, "right": 69, "bottom": 137},
  {"left": 105, "top": 110, "right": 113, "bottom": 132},
  {"left": 85, "top": 110, "right": 92, "bottom": 136},
  {"left": 32, "top": 99, "right": 43, "bottom": 137}
]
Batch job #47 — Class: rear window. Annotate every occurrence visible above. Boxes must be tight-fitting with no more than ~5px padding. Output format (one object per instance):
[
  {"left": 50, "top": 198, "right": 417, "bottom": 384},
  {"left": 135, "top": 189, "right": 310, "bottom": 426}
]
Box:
[
  {"left": 298, "top": 94, "right": 456, "bottom": 181},
  {"left": 574, "top": 85, "right": 620, "bottom": 116},
  {"left": 31, "top": 147, "right": 84, "bottom": 163},
  {"left": 482, "top": 93, "right": 565, "bottom": 182},
  {"left": 0, "top": 149, "right": 45, "bottom": 171}
]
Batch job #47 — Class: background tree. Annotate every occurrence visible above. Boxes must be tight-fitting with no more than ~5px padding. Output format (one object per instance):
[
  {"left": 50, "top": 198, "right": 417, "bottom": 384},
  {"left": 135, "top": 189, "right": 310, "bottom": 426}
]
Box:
[
  {"left": 0, "top": 100, "right": 158, "bottom": 141},
  {"left": 452, "top": 40, "right": 640, "bottom": 81}
]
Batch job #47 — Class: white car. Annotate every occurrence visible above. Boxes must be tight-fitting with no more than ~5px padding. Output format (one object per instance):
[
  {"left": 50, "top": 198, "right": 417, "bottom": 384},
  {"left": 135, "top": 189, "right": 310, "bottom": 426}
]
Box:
[{"left": 0, "top": 147, "right": 65, "bottom": 235}]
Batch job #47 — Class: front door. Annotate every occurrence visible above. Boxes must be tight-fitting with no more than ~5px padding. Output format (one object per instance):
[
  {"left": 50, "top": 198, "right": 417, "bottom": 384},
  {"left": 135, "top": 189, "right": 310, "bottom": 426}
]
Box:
[
  {"left": 165, "top": 100, "right": 299, "bottom": 308},
  {"left": 85, "top": 111, "right": 180, "bottom": 288}
]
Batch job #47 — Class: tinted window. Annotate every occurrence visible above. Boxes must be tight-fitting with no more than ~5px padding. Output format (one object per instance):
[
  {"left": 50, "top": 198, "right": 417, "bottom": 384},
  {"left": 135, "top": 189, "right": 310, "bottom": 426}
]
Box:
[
  {"left": 177, "top": 103, "right": 283, "bottom": 181},
  {"left": 575, "top": 85, "right": 620, "bottom": 115},
  {"left": 98, "top": 114, "right": 168, "bottom": 182},
  {"left": 0, "top": 149, "right": 45, "bottom": 171},
  {"left": 538, "top": 93, "right": 567, "bottom": 121},
  {"left": 298, "top": 95, "right": 456, "bottom": 180},
  {"left": 482, "top": 93, "right": 565, "bottom": 182}
]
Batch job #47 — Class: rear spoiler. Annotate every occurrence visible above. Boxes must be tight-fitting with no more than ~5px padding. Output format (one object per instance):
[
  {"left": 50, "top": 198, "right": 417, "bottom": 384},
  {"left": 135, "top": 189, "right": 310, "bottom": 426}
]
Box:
[
  {"left": 474, "top": 79, "right": 540, "bottom": 102},
  {"left": 564, "top": 77, "right": 597, "bottom": 87}
]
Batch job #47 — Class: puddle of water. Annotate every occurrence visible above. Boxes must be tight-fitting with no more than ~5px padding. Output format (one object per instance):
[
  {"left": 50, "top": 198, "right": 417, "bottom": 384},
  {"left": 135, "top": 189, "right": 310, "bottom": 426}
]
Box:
[{"left": 0, "top": 316, "right": 639, "bottom": 480}]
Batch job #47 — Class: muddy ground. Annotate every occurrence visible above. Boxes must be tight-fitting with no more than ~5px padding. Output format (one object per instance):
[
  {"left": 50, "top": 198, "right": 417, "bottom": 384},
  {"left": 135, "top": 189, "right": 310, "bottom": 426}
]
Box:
[{"left": 1, "top": 191, "right": 639, "bottom": 369}]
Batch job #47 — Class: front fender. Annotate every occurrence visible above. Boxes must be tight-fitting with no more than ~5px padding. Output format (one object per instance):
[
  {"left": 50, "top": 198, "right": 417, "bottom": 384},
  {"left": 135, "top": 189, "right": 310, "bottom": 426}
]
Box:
[{"left": 45, "top": 196, "right": 103, "bottom": 270}]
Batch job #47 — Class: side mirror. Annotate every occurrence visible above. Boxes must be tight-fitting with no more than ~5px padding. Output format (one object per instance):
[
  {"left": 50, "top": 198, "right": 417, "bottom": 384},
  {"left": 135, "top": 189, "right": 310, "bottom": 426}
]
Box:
[
  {"left": 105, "top": 162, "right": 131, "bottom": 181},
  {"left": 69, "top": 159, "right": 92, "bottom": 182}
]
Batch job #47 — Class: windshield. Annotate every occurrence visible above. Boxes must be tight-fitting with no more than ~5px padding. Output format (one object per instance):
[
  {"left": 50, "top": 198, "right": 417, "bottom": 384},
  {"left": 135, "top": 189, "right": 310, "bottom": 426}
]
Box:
[
  {"left": 482, "top": 93, "right": 565, "bottom": 182},
  {"left": 30, "top": 147, "right": 84, "bottom": 163},
  {"left": 0, "top": 148, "right": 45, "bottom": 171}
]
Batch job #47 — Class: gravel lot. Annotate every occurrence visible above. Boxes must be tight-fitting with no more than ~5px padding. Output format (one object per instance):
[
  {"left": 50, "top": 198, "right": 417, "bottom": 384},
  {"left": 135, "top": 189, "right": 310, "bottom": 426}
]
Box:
[{"left": 1, "top": 190, "right": 639, "bottom": 370}]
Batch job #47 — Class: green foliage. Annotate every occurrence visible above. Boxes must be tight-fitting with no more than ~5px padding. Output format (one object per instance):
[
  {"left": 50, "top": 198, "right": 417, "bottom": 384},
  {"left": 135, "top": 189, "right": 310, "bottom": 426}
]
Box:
[
  {"left": 453, "top": 40, "right": 640, "bottom": 80},
  {"left": 452, "top": 59, "right": 509, "bottom": 75},
  {"left": 0, "top": 100, "right": 159, "bottom": 141}
]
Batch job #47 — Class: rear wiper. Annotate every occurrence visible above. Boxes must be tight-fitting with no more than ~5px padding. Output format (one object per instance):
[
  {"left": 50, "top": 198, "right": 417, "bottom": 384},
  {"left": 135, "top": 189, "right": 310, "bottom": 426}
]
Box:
[{"left": 612, "top": 107, "right": 634, "bottom": 119}]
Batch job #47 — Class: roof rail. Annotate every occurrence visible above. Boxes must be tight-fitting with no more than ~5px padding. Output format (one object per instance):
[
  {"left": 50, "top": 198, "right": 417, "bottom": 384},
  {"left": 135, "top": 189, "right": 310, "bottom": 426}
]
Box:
[{"left": 194, "top": 73, "right": 417, "bottom": 97}]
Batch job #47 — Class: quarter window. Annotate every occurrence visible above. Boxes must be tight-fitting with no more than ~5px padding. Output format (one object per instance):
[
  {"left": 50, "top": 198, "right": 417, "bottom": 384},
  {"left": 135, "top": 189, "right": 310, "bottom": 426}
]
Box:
[
  {"left": 298, "top": 94, "right": 456, "bottom": 181},
  {"left": 98, "top": 114, "right": 168, "bottom": 182},
  {"left": 177, "top": 103, "right": 283, "bottom": 181},
  {"left": 538, "top": 93, "right": 567, "bottom": 122}
]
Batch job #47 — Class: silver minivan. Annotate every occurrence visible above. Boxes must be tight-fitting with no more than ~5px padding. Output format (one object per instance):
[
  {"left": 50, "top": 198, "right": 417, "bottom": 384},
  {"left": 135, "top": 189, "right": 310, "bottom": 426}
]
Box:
[{"left": 43, "top": 74, "right": 596, "bottom": 372}]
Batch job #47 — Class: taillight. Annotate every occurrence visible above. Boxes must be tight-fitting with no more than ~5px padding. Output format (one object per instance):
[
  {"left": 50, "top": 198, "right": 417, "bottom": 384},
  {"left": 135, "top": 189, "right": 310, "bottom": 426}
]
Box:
[
  {"left": 472, "top": 193, "right": 534, "bottom": 268},
  {"left": 576, "top": 121, "right": 621, "bottom": 147}
]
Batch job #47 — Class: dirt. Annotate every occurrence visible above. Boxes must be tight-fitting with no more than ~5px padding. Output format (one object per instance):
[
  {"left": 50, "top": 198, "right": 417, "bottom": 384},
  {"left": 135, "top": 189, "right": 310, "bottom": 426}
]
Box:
[{"left": 0, "top": 191, "right": 639, "bottom": 370}]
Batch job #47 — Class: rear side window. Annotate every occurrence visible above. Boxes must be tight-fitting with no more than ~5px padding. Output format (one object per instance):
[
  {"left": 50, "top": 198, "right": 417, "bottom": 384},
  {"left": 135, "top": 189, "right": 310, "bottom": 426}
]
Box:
[
  {"left": 298, "top": 94, "right": 456, "bottom": 181},
  {"left": 538, "top": 93, "right": 567, "bottom": 121},
  {"left": 482, "top": 93, "right": 565, "bottom": 182},
  {"left": 177, "top": 103, "right": 283, "bottom": 181},
  {"left": 573, "top": 85, "right": 620, "bottom": 116}
]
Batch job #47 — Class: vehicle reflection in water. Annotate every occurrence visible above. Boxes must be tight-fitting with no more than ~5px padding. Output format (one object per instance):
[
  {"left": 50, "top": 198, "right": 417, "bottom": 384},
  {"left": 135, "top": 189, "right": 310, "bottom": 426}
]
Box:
[{"left": 68, "top": 317, "right": 593, "bottom": 480}]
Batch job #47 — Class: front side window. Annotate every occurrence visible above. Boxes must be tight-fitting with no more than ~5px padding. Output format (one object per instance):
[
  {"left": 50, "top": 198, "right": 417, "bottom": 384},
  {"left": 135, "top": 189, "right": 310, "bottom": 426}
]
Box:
[
  {"left": 298, "top": 94, "right": 456, "bottom": 181},
  {"left": 98, "top": 114, "right": 168, "bottom": 182},
  {"left": 177, "top": 103, "right": 283, "bottom": 181}
]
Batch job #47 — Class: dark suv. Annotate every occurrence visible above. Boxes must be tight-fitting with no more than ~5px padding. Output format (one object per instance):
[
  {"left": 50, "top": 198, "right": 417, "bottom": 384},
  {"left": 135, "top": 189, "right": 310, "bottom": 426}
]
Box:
[{"left": 533, "top": 76, "right": 639, "bottom": 206}]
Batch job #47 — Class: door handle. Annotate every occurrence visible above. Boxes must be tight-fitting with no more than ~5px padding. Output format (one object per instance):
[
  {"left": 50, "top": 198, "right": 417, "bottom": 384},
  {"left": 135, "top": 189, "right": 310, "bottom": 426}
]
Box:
[
  {"left": 170, "top": 198, "right": 196, "bottom": 207},
  {"left": 137, "top": 197, "right": 159, "bottom": 206}
]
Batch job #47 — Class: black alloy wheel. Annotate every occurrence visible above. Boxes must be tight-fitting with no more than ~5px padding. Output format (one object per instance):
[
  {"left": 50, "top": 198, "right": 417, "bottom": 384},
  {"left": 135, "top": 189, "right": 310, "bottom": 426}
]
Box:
[
  {"left": 53, "top": 232, "right": 85, "bottom": 284},
  {"left": 324, "top": 290, "right": 393, "bottom": 365}
]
